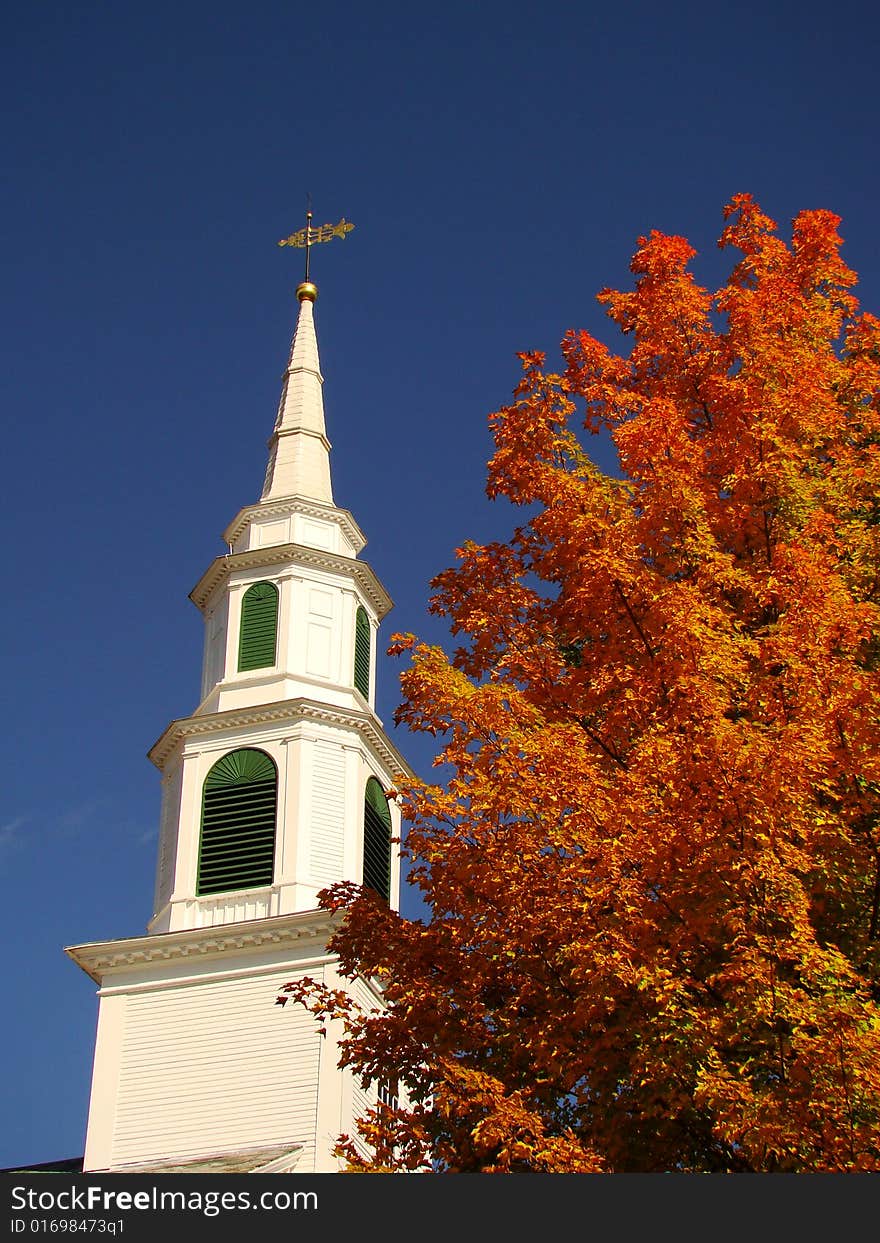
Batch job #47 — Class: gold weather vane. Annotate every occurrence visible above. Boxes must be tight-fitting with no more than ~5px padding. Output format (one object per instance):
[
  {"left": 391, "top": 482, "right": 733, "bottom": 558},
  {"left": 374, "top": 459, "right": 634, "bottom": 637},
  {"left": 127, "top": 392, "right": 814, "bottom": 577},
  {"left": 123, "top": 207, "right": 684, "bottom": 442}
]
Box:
[{"left": 278, "top": 209, "right": 355, "bottom": 283}]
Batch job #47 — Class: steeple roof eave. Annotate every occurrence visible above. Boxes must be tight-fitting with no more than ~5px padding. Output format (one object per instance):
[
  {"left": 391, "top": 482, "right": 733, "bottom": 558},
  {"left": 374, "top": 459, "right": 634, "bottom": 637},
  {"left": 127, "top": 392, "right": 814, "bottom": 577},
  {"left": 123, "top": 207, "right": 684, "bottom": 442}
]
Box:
[
  {"left": 146, "top": 697, "right": 417, "bottom": 781},
  {"left": 187, "top": 542, "right": 393, "bottom": 617},
  {"left": 221, "top": 497, "right": 367, "bottom": 554}
]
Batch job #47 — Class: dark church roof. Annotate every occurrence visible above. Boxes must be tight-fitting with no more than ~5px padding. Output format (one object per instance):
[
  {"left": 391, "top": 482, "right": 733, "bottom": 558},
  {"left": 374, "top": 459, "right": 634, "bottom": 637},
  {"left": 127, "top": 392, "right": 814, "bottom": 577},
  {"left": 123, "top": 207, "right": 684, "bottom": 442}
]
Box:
[{"left": 1, "top": 1157, "right": 84, "bottom": 1173}]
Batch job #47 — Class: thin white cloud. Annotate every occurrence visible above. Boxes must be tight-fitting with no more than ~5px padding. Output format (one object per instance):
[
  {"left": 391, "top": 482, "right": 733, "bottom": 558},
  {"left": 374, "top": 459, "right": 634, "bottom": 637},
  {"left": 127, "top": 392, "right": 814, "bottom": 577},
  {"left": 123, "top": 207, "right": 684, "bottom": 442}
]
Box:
[
  {"left": 0, "top": 816, "right": 26, "bottom": 847},
  {"left": 56, "top": 798, "right": 112, "bottom": 835}
]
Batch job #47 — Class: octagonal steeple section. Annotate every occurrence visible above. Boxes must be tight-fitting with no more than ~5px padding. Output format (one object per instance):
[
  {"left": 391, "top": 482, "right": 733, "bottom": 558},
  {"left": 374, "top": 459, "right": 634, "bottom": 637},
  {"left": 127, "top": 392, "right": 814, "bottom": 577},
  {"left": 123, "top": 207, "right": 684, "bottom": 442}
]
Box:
[{"left": 189, "top": 540, "right": 391, "bottom": 720}]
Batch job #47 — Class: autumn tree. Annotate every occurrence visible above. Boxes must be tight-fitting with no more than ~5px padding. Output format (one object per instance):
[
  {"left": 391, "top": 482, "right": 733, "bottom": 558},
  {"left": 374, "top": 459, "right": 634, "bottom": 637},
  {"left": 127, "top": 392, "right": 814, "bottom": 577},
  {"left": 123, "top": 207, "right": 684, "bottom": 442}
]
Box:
[{"left": 282, "top": 196, "right": 880, "bottom": 1172}]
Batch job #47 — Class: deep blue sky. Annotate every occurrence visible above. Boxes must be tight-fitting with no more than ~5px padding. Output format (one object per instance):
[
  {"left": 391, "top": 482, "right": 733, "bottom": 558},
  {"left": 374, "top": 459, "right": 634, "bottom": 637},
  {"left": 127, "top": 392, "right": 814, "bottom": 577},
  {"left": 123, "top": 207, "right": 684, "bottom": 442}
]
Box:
[{"left": 3, "top": 0, "right": 879, "bottom": 1168}]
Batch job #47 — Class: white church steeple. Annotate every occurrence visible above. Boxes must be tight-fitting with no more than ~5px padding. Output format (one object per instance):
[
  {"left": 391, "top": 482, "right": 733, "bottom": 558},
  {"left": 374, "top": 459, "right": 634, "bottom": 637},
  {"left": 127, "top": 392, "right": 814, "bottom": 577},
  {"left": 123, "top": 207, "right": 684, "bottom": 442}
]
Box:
[
  {"left": 261, "top": 281, "right": 333, "bottom": 504},
  {"left": 67, "top": 228, "right": 413, "bottom": 1174}
]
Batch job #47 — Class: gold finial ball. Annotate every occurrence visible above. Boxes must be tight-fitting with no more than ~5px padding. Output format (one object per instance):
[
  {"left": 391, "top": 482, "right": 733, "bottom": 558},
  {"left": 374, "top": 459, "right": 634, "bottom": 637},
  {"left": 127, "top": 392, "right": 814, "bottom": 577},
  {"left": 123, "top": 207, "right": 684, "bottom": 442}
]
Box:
[{"left": 296, "top": 281, "right": 318, "bottom": 303}]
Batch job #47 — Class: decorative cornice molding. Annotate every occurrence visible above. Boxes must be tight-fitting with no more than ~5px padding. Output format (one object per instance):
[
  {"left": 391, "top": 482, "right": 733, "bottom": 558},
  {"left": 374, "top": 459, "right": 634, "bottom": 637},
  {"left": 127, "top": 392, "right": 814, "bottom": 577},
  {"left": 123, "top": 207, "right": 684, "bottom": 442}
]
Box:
[
  {"left": 222, "top": 497, "right": 367, "bottom": 554},
  {"left": 189, "top": 542, "right": 392, "bottom": 618},
  {"left": 147, "top": 694, "right": 416, "bottom": 779},
  {"left": 65, "top": 910, "right": 341, "bottom": 984}
]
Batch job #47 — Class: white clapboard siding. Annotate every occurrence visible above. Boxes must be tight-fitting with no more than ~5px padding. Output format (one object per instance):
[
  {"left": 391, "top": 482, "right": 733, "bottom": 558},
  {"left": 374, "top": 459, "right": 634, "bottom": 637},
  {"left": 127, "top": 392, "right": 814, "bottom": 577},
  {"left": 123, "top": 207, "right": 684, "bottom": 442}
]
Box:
[
  {"left": 202, "top": 597, "right": 228, "bottom": 698},
  {"left": 310, "top": 740, "right": 345, "bottom": 887},
  {"left": 111, "top": 966, "right": 321, "bottom": 1168},
  {"left": 350, "top": 1076, "right": 372, "bottom": 1163},
  {"left": 349, "top": 975, "right": 383, "bottom": 1160},
  {"left": 153, "top": 766, "right": 182, "bottom": 914}
]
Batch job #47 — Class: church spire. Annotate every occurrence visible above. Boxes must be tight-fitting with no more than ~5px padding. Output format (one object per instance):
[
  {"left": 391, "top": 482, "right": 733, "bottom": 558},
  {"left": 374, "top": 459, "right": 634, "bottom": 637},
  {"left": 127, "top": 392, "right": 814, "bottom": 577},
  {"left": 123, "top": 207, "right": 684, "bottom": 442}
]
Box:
[
  {"left": 260, "top": 280, "right": 332, "bottom": 503},
  {"left": 261, "top": 210, "right": 356, "bottom": 505}
]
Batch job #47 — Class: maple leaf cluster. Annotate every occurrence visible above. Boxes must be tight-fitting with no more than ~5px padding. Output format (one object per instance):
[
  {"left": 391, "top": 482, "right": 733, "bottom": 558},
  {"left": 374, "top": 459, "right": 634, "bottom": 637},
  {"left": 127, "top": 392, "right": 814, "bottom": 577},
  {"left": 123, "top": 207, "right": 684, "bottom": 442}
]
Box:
[{"left": 294, "top": 197, "right": 880, "bottom": 1172}]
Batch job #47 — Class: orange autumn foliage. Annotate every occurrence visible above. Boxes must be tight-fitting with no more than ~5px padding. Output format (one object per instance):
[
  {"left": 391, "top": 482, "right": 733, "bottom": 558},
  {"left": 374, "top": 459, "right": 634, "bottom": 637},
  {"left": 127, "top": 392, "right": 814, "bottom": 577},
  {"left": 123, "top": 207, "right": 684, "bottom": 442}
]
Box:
[{"left": 285, "top": 196, "right": 880, "bottom": 1172}]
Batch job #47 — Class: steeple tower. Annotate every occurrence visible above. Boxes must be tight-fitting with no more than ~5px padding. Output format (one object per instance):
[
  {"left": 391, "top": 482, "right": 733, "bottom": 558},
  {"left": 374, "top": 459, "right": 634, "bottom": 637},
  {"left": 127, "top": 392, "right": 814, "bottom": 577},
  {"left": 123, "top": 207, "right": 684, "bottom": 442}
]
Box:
[{"left": 67, "top": 227, "right": 412, "bottom": 1174}]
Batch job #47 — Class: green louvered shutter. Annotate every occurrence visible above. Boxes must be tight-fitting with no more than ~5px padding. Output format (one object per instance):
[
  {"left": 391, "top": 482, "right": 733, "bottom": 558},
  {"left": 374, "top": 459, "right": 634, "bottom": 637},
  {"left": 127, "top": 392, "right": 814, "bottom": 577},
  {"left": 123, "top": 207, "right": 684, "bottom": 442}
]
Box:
[
  {"left": 363, "top": 777, "right": 391, "bottom": 903},
  {"left": 197, "top": 748, "right": 277, "bottom": 895},
  {"left": 238, "top": 582, "right": 278, "bottom": 671},
  {"left": 354, "top": 606, "right": 371, "bottom": 699}
]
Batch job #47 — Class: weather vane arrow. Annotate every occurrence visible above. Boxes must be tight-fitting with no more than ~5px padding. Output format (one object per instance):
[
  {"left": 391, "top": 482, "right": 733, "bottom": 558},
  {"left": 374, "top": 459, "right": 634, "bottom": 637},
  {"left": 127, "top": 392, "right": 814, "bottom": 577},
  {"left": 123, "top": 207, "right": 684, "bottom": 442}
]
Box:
[
  {"left": 278, "top": 209, "right": 355, "bottom": 285},
  {"left": 278, "top": 217, "right": 355, "bottom": 249}
]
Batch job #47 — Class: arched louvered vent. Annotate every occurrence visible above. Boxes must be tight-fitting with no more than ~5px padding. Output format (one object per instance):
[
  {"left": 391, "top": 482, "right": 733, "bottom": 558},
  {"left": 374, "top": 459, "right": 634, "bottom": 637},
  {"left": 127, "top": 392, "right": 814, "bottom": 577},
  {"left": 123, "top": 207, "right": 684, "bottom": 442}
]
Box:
[
  {"left": 238, "top": 581, "right": 278, "bottom": 672},
  {"left": 354, "top": 606, "right": 371, "bottom": 699},
  {"left": 197, "top": 748, "right": 277, "bottom": 896},
  {"left": 363, "top": 776, "right": 392, "bottom": 903}
]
